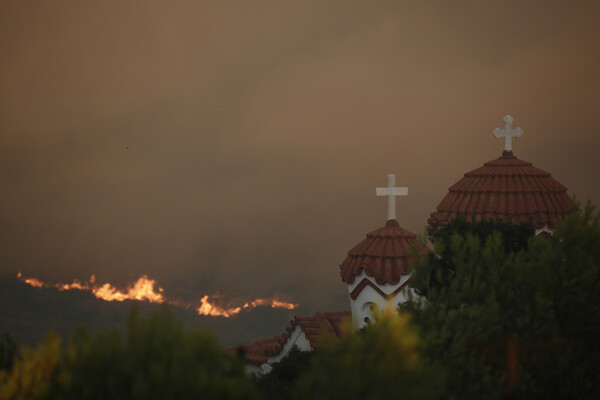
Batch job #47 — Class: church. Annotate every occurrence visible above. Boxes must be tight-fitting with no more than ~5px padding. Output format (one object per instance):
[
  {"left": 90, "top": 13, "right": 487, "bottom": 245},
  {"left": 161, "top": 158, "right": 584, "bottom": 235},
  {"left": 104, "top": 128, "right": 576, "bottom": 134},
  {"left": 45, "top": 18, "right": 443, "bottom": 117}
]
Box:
[{"left": 232, "top": 115, "right": 572, "bottom": 374}]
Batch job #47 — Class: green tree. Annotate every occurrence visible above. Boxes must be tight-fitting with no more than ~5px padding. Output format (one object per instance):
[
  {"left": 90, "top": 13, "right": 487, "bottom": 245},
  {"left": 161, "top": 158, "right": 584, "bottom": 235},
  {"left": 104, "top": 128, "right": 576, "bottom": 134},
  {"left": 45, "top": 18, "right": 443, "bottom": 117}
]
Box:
[
  {"left": 57, "top": 306, "right": 260, "bottom": 400},
  {"left": 416, "top": 218, "right": 534, "bottom": 297},
  {"left": 254, "top": 346, "right": 314, "bottom": 400},
  {"left": 0, "top": 333, "right": 61, "bottom": 400},
  {"left": 293, "top": 309, "right": 446, "bottom": 400},
  {"left": 408, "top": 203, "right": 600, "bottom": 399},
  {"left": 0, "top": 332, "right": 17, "bottom": 372},
  {"left": 1, "top": 307, "right": 261, "bottom": 399}
]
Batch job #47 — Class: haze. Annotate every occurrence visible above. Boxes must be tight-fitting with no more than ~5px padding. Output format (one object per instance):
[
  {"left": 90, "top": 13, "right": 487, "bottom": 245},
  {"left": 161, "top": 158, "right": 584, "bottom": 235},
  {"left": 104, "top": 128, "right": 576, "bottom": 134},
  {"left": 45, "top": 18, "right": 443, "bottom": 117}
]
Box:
[{"left": 1, "top": 1, "right": 599, "bottom": 312}]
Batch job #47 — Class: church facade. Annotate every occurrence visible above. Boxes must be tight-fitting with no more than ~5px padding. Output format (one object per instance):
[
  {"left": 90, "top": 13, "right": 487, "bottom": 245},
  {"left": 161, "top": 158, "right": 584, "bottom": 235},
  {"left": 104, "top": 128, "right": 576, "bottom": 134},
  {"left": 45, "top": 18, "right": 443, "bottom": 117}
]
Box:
[{"left": 232, "top": 115, "right": 571, "bottom": 373}]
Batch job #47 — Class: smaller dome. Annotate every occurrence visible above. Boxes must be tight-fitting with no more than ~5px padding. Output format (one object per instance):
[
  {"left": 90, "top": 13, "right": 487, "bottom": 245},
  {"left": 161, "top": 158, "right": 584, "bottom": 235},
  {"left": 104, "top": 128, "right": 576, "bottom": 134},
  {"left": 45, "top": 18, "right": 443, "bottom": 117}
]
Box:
[
  {"left": 428, "top": 151, "right": 571, "bottom": 233},
  {"left": 340, "top": 219, "right": 430, "bottom": 285}
]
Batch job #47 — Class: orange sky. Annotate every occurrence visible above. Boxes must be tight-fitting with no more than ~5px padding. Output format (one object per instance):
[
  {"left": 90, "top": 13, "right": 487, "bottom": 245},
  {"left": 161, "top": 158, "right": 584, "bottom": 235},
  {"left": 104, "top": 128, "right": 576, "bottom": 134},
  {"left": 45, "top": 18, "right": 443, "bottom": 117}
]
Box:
[{"left": 1, "top": 1, "right": 599, "bottom": 312}]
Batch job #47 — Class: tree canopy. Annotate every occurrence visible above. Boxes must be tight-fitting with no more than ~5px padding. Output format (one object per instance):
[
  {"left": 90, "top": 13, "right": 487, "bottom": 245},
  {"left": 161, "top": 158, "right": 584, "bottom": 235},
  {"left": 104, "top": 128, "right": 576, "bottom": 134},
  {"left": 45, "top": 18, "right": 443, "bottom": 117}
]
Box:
[
  {"left": 0, "top": 307, "right": 260, "bottom": 400},
  {"left": 292, "top": 309, "right": 445, "bottom": 400},
  {"left": 407, "top": 202, "right": 600, "bottom": 399},
  {"left": 253, "top": 345, "right": 314, "bottom": 400},
  {"left": 0, "top": 332, "right": 16, "bottom": 373}
]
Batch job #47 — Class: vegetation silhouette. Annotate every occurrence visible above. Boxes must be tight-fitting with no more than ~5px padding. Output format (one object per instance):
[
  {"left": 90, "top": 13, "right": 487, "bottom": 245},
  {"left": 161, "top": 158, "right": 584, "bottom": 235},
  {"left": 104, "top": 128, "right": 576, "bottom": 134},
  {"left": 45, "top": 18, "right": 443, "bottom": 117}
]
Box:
[
  {"left": 406, "top": 202, "right": 600, "bottom": 399},
  {"left": 291, "top": 308, "right": 446, "bottom": 400},
  {"left": 0, "top": 306, "right": 260, "bottom": 400},
  {"left": 0, "top": 333, "right": 17, "bottom": 372}
]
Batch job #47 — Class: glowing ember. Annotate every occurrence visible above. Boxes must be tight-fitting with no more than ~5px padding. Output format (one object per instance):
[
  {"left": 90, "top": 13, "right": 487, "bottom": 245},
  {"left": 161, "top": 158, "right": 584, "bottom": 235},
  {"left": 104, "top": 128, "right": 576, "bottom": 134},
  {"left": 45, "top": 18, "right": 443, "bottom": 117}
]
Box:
[{"left": 16, "top": 272, "right": 298, "bottom": 318}]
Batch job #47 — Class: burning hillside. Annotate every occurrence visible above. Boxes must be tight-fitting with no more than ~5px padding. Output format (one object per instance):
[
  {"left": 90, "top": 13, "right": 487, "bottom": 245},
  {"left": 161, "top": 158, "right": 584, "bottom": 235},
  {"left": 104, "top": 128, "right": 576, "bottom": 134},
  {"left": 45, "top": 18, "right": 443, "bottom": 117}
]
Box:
[{"left": 16, "top": 272, "right": 297, "bottom": 317}]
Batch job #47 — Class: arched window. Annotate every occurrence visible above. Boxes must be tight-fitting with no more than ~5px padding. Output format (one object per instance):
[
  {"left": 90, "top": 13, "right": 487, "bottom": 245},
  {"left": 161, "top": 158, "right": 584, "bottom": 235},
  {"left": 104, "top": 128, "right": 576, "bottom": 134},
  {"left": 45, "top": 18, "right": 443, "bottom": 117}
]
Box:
[{"left": 361, "top": 301, "right": 379, "bottom": 316}]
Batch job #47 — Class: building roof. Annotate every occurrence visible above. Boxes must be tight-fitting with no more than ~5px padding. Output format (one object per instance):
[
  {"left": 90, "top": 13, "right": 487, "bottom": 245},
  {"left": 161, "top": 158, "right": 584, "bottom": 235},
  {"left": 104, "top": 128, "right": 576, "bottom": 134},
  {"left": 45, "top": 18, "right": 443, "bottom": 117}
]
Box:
[
  {"left": 339, "top": 219, "right": 431, "bottom": 286},
  {"left": 230, "top": 311, "right": 351, "bottom": 366},
  {"left": 427, "top": 150, "right": 571, "bottom": 233},
  {"left": 233, "top": 336, "right": 283, "bottom": 367}
]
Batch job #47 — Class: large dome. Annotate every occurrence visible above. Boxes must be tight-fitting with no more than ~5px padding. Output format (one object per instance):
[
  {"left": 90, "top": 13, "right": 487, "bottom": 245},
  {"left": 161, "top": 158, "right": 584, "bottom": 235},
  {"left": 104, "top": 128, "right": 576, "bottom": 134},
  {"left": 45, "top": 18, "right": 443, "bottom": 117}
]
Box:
[{"left": 427, "top": 150, "right": 571, "bottom": 233}]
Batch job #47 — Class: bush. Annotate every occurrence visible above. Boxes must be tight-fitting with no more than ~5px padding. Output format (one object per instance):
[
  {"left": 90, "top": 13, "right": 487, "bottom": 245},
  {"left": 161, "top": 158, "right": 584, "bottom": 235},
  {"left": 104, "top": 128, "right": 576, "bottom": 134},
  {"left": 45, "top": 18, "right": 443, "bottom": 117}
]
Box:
[
  {"left": 0, "top": 332, "right": 17, "bottom": 372},
  {"left": 1, "top": 307, "right": 261, "bottom": 400},
  {"left": 293, "top": 308, "right": 446, "bottom": 400}
]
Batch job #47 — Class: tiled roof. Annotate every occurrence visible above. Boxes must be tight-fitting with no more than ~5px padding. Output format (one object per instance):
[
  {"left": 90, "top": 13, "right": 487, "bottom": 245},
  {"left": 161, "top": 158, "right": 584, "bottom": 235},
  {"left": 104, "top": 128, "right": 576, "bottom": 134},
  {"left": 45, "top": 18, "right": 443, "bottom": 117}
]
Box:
[
  {"left": 339, "top": 219, "right": 431, "bottom": 285},
  {"left": 229, "top": 311, "right": 351, "bottom": 366},
  {"left": 232, "top": 336, "right": 282, "bottom": 367},
  {"left": 287, "top": 311, "right": 350, "bottom": 349},
  {"left": 428, "top": 151, "right": 571, "bottom": 233}
]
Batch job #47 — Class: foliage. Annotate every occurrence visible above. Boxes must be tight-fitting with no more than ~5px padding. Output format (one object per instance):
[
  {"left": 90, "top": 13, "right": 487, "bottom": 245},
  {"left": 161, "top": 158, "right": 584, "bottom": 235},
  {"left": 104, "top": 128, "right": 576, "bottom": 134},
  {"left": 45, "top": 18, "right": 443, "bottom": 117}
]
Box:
[
  {"left": 56, "top": 306, "right": 260, "bottom": 400},
  {"left": 417, "top": 217, "right": 534, "bottom": 297},
  {"left": 254, "top": 346, "right": 314, "bottom": 400},
  {"left": 0, "top": 307, "right": 260, "bottom": 400},
  {"left": 407, "top": 202, "right": 600, "bottom": 399},
  {"left": 292, "top": 308, "right": 446, "bottom": 400},
  {"left": 0, "top": 333, "right": 61, "bottom": 400},
  {"left": 431, "top": 217, "right": 535, "bottom": 255},
  {"left": 0, "top": 332, "right": 17, "bottom": 372}
]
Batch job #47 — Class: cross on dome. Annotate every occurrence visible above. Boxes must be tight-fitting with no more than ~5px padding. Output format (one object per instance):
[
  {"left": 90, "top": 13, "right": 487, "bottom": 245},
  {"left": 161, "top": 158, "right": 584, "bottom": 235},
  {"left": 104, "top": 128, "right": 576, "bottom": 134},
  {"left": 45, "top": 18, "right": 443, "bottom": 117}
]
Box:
[
  {"left": 493, "top": 115, "right": 523, "bottom": 152},
  {"left": 375, "top": 174, "right": 407, "bottom": 221}
]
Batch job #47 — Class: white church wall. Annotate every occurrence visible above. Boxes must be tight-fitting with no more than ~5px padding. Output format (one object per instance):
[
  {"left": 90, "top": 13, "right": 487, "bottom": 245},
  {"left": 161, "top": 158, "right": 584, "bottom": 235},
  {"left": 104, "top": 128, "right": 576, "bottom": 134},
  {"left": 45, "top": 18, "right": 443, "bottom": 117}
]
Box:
[
  {"left": 246, "top": 326, "right": 312, "bottom": 376},
  {"left": 247, "top": 364, "right": 269, "bottom": 376},
  {"left": 346, "top": 270, "right": 410, "bottom": 294},
  {"left": 268, "top": 325, "right": 311, "bottom": 364},
  {"left": 535, "top": 225, "right": 553, "bottom": 236},
  {"left": 347, "top": 271, "right": 412, "bottom": 330}
]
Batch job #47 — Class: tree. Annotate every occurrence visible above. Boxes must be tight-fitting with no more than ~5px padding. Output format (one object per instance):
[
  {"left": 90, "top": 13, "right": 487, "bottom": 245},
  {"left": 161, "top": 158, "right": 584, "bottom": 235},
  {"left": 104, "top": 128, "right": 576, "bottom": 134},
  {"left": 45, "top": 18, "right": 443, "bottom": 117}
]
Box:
[
  {"left": 416, "top": 217, "right": 534, "bottom": 297},
  {"left": 254, "top": 346, "right": 314, "bottom": 400},
  {"left": 0, "top": 333, "right": 61, "bottom": 400},
  {"left": 0, "top": 332, "right": 17, "bottom": 372},
  {"left": 1, "top": 307, "right": 261, "bottom": 399},
  {"left": 57, "top": 306, "right": 260, "bottom": 400},
  {"left": 407, "top": 203, "right": 600, "bottom": 399},
  {"left": 292, "top": 309, "right": 446, "bottom": 400}
]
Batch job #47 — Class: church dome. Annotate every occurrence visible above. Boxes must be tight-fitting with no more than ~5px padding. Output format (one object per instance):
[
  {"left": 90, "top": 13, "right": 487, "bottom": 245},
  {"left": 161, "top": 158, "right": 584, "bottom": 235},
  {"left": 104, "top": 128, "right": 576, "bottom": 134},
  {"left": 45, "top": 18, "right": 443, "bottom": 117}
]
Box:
[
  {"left": 340, "top": 219, "right": 431, "bottom": 285},
  {"left": 428, "top": 116, "right": 571, "bottom": 233}
]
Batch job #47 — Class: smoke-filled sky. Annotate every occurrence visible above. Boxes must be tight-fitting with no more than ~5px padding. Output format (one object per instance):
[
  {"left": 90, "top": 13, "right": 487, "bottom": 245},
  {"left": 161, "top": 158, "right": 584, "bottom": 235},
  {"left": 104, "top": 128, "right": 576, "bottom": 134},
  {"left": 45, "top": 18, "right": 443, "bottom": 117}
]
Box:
[{"left": 1, "top": 1, "right": 599, "bottom": 312}]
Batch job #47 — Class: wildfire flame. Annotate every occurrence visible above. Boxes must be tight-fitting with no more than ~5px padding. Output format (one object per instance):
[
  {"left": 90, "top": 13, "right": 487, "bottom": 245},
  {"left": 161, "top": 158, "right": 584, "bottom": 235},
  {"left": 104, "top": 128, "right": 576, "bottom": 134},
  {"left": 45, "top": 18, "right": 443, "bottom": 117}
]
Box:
[
  {"left": 16, "top": 272, "right": 298, "bottom": 317},
  {"left": 195, "top": 296, "right": 297, "bottom": 317},
  {"left": 197, "top": 295, "right": 242, "bottom": 317},
  {"left": 17, "top": 273, "right": 45, "bottom": 288},
  {"left": 17, "top": 272, "right": 165, "bottom": 303}
]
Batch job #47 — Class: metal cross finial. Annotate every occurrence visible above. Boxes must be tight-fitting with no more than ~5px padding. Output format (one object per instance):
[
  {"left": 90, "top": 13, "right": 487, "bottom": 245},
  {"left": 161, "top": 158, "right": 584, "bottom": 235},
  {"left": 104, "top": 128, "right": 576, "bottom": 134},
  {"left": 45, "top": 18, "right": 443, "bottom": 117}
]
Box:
[
  {"left": 375, "top": 174, "right": 408, "bottom": 221},
  {"left": 493, "top": 115, "right": 524, "bottom": 152}
]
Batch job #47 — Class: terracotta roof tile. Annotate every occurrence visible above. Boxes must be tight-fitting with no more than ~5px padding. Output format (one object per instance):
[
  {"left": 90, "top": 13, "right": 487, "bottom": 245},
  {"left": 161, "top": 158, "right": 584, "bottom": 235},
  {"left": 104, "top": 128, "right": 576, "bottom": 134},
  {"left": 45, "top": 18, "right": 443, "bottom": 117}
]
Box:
[
  {"left": 228, "top": 311, "right": 351, "bottom": 366},
  {"left": 428, "top": 152, "right": 571, "bottom": 233},
  {"left": 340, "top": 219, "right": 431, "bottom": 285}
]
